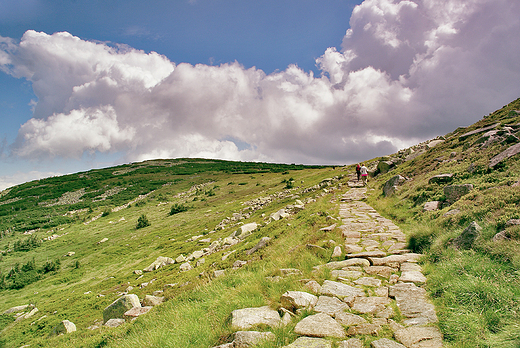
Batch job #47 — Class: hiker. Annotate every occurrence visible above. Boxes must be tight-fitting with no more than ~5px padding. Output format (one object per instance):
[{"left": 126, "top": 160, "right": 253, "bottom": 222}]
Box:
[
  {"left": 356, "top": 164, "right": 361, "bottom": 182},
  {"left": 360, "top": 164, "right": 368, "bottom": 185}
]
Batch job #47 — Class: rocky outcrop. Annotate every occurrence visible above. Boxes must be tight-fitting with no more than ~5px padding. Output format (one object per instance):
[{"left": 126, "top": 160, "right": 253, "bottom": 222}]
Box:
[
  {"left": 489, "top": 143, "right": 520, "bottom": 168},
  {"left": 428, "top": 173, "right": 454, "bottom": 184},
  {"left": 451, "top": 221, "right": 481, "bottom": 249},
  {"left": 143, "top": 256, "right": 174, "bottom": 272},
  {"left": 459, "top": 123, "right": 500, "bottom": 141}
]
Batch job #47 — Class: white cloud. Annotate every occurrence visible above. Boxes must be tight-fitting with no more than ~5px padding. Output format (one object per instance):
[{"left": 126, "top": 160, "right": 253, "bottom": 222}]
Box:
[
  {"left": 0, "top": 170, "right": 62, "bottom": 191},
  {"left": 1, "top": 0, "right": 520, "bottom": 168}
]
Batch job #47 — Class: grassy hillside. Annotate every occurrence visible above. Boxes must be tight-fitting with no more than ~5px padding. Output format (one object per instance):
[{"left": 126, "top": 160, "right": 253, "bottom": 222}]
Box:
[
  {"left": 366, "top": 98, "right": 520, "bottom": 347},
  {"left": 1, "top": 98, "right": 519, "bottom": 348}
]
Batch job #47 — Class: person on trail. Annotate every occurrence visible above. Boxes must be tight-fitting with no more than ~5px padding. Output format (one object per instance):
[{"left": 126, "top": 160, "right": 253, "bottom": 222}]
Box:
[
  {"left": 356, "top": 164, "right": 361, "bottom": 182},
  {"left": 360, "top": 164, "right": 368, "bottom": 185}
]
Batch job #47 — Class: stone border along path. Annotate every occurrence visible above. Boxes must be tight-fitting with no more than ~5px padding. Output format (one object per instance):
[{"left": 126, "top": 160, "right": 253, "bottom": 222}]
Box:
[{"left": 214, "top": 180, "right": 443, "bottom": 348}]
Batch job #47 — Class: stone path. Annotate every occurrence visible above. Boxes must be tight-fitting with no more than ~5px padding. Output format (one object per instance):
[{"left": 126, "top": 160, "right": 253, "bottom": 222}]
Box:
[{"left": 214, "top": 184, "right": 443, "bottom": 348}]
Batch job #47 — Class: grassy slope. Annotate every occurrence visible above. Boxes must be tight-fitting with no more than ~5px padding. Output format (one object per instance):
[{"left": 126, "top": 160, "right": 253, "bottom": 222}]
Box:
[
  {"left": 366, "top": 98, "right": 520, "bottom": 348},
  {"left": 0, "top": 160, "right": 343, "bottom": 347}
]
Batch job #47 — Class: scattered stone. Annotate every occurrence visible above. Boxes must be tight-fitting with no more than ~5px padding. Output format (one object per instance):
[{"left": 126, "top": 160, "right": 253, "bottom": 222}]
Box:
[
  {"left": 489, "top": 142, "right": 520, "bottom": 168},
  {"left": 428, "top": 173, "right": 454, "bottom": 184},
  {"left": 294, "top": 313, "right": 347, "bottom": 338},
  {"left": 451, "top": 221, "right": 481, "bottom": 249},
  {"left": 423, "top": 201, "right": 441, "bottom": 212},
  {"left": 123, "top": 306, "right": 152, "bottom": 319},
  {"left": 320, "top": 224, "right": 337, "bottom": 231},
  {"left": 304, "top": 280, "right": 322, "bottom": 294},
  {"left": 233, "top": 331, "right": 275, "bottom": 348},
  {"left": 143, "top": 256, "right": 175, "bottom": 272},
  {"left": 492, "top": 230, "right": 510, "bottom": 242},
  {"left": 383, "top": 175, "right": 406, "bottom": 197},
  {"left": 399, "top": 271, "right": 427, "bottom": 285},
  {"left": 142, "top": 295, "right": 164, "bottom": 306},
  {"left": 103, "top": 294, "right": 141, "bottom": 323},
  {"left": 97, "top": 238, "right": 109, "bottom": 244},
  {"left": 231, "top": 306, "right": 281, "bottom": 330},
  {"left": 280, "top": 291, "right": 318, "bottom": 311},
  {"left": 213, "top": 270, "right": 225, "bottom": 278},
  {"left": 175, "top": 254, "right": 186, "bottom": 263},
  {"left": 104, "top": 318, "right": 125, "bottom": 328},
  {"left": 3, "top": 304, "right": 30, "bottom": 315},
  {"left": 51, "top": 320, "right": 76, "bottom": 335},
  {"left": 459, "top": 123, "right": 500, "bottom": 141},
  {"left": 179, "top": 262, "right": 193, "bottom": 272},
  {"left": 246, "top": 237, "right": 271, "bottom": 255},
  {"left": 133, "top": 270, "right": 143, "bottom": 275},
  {"left": 332, "top": 246, "right": 342, "bottom": 258},
  {"left": 238, "top": 222, "right": 258, "bottom": 238},
  {"left": 66, "top": 251, "right": 75, "bottom": 257},
  {"left": 279, "top": 268, "right": 303, "bottom": 276}
]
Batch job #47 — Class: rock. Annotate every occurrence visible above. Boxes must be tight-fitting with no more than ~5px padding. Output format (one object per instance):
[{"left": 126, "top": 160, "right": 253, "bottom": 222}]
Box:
[
  {"left": 66, "top": 251, "right": 75, "bottom": 257},
  {"left": 332, "top": 246, "right": 342, "bottom": 258},
  {"left": 304, "top": 280, "right": 322, "bottom": 294},
  {"left": 103, "top": 294, "right": 141, "bottom": 323},
  {"left": 506, "top": 218, "right": 520, "bottom": 226},
  {"left": 428, "top": 174, "right": 454, "bottom": 184},
  {"left": 322, "top": 258, "right": 370, "bottom": 269},
  {"left": 280, "top": 291, "right": 318, "bottom": 311},
  {"left": 320, "top": 224, "right": 337, "bottom": 231},
  {"left": 175, "top": 254, "right": 186, "bottom": 263},
  {"left": 451, "top": 221, "right": 481, "bottom": 249},
  {"left": 377, "top": 161, "right": 393, "bottom": 175},
  {"left": 427, "top": 139, "right": 444, "bottom": 148},
  {"left": 123, "top": 306, "right": 152, "bottom": 319},
  {"left": 213, "top": 270, "right": 225, "bottom": 278},
  {"left": 51, "top": 320, "right": 76, "bottom": 335},
  {"left": 282, "top": 337, "right": 332, "bottom": 348},
  {"left": 399, "top": 271, "right": 427, "bottom": 285},
  {"left": 143, "top": 256, "right": 175, "bottom": 272},
  {"left": 423, "top": 201, "right": 441, "bottom": 212},
  {"left": 351, "top": 297, "right": 390, "bottom": 314},
  {"left": 444, "top": 184, "right": 473, "bottom": 204},
  {"left": 313, "top": 296, "right": 348, "bottom": 316},
  {"left": 294, "top": 313, "right": 347, "bottom": 338},
  {"left": 233, "top": 260, "right": 248, "bottom": 269},
  {"left": 347, "top": 250, "right": 387, "bottom": 259},
  {"left": 231, "top": 306, "right": 281, "bottom": 330},
  {"left": 365, "top": 266, "right": 396, "bottom": 279},
  {"left": 389, "top": 283, "right": 438, "bottom": 325},
  {"left": 370, "top": 338, "right": 406, "bottom": 348},
  {"left": 142, "top": 295, "right": 164, "bottom": 306},
  {"left": 320, "top": 280, "right": 365, "bottom": 299},
  {"left": 246, "top": 237, "right": 271, "bottom": 255},
  {"left": 339, "top": 338, "right": 364, "bottom": 348},
  {"left": 271, "top": 209, "right": 289, "bottom": 221},
  {"left": 443, "top": 209, "right": 460, "bottom": 217},
  {"left": 133, "top": 270, "right": 143, "bottom": 275},
  {"left": 212, "top": 343, "right": 233, "bottom": 348},
  {"left": 489, "top": 143, "right": 520, "bottom": 168},
  {"left": 354, "top": 277, "right": 382, "bottom": 287},
  {"left": 238, "top": 222, "right": 258, "bottom": 238},
  {"left": 3, "top": 304, "right": 30, "bottom": 314},
  {"left": 458, "top": 123, "right": 500, "bottom": 141},
  {"left": 196, "top": 258, "right": 205, "bottom": 267},
  {"left": 97, "top": 237, "right": 109, "bottom": 244},
  {"left": 179, "top": 262, "right": 192, "bottom": 272},
  {"left": 279, "top": 268, "right": 303, "bottom": 276},
  {"left": 331, "top": 270, "right": 363, "bottom": 280},
  {"left": 346, "top": 323, "right": 381, "bottom": 336},
  {"left": 104, "top": 318, "right": 125, "bottom": 328},
  {"left": 383, "top": 175, "right": 406, "bottom": 197},
  {"left": 394, "top": 326, "right": 443, "bottom": 348},
  {"left": 334, "top": 312, "right": 368, "bottom": 326},
  {"left": 492, "top": 230, "right": 510, "bottom": 242},
  {"left": 233, "top": 331, "right": 275, "bottom": 348}
]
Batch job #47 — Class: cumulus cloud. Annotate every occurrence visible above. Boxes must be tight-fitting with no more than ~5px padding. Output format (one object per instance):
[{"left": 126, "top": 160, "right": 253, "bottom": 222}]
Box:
[
  {"left": 1, "top": 0, "right": 520, "bottom": 166},
  {"left": 0, "top": 171, "right": 63, "bottom": 191}
]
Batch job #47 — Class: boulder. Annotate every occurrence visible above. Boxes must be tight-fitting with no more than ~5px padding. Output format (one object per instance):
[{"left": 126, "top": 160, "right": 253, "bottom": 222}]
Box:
[
  {"left": 123, "top": 306, "right": 152, "bottom": 320},
  {"left": 313, "top": 296, "right": 348, "bottom": 316},
  {"left": 231, "top": 306, "right": 281, "bottom": 330},
  {"left": 103, "top": 294, "right": 141, "bottom": 323},
  {"left": 394, "top": 327, "right": 443, "bottom": 348},
  {"left": 320, "top": 280, "right": 365, "bottom": 299},
  {"left": 444, "top": 184, "right": 473, "bottom": 204},
  {"left": 238, "top": 222, "right": 258, "bottom": 238},
  {"left": 3, "top": 304, "right": 30, "bottom": 314},
  {"left": 294, "top": 313, "right": 347, "bottom": 338},
  {"left": 143, "top": 256, "right": 174, "bottom": 272},
  {"left": 51, "top": 320, "right": 76, "bottom": 335},
  {"left": 383, "top": 175, "right": 406, "bottom": 197},
  {"left": 179, "top": 262, "right": 192, "bottom": 272},
  {"left": 377, "top": 161, "right": 393, "bottom": 175},
  {"left": 459, "top": 123, "right": 500, "bottom": 141},
  {"left": 334, "top": 312, "right": 368, "bottom": 326},
  {"left": 428, "top": 173, "right": 454, "bottom": 184},
  {"left": 104, "top": 318, "right": 125, "bottom": 328},
  {"left": 451, "top": 221, "right": 481, "bottom": 249}
]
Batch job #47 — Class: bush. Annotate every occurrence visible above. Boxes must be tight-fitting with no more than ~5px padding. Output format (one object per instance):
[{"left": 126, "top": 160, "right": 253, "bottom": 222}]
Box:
[
  {"left": 170, "top": 204, "right": 188, "bottom": 215},
  {"left": 136, "top": 214, "right": 150, "bottom": 229},
  {"left": 41, "top": 258, "right": 61, "bottom": 273},
  {"left": 13, "top": 235, "right": 42, "bottom": 252}
]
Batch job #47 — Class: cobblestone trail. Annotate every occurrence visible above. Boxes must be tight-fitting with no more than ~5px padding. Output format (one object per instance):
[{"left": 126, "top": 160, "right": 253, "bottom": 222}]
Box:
[{"left": 216, "top": 185, "right": 443, "bottom": 348}]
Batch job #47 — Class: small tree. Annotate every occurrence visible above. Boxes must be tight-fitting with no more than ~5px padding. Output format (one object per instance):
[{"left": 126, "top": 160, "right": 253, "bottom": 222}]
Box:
[
  {"left": 136, "top": 214, "right": 150, "bottom": 229},
  {"left": 169, "top": 204, "right": 188, "bottom": 216}
]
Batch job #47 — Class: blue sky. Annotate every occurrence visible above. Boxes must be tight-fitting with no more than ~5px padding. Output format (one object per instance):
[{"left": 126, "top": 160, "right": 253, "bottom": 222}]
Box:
[{"left": 1, "top": 0, "right": 520, "bottom": 190}]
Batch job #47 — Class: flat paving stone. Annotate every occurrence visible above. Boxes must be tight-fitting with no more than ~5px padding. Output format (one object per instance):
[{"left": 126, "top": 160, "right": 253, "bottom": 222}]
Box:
[
  {"left": 313, "top": 296, "right": 349, "bottom": 316},
  {"left": 394, "top": 326, "right": 443, "bottom": 348},
  {"left": 282, "top": 337, "right": 333, "bottom": 348},
  {"left": 320, "top": 280, "right": 365, "bottom": 299},
  {"left": 294, "top": 313, "right": 347, "bottom": 338}
]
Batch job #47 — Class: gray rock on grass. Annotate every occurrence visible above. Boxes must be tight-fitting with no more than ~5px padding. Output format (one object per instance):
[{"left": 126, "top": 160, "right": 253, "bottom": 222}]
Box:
[
  {"left": 103, "top": 294, "right": 141, "bottom": 323},
  {"left": 51, "top": 320, "right": 76, "bottom": 335},
  {"left": 282, "top": 337, "right": 332, "bottom": 348},
  {"left": 231, "top": 306, "right": 281, "bottom": 330},
  {"left": 233, "top": 331, "right": 275, "bottom": 348},
  {"left": 294, "top": 313, "right": 347, "bottom": 338},
  {"left": 280, "top": 291, "right": 318, "bottom": 311}
]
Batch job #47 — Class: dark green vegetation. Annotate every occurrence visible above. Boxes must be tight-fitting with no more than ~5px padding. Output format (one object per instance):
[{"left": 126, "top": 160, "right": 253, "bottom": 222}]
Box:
[{"left": 367, "top": 98, "right": 520, "bottom": 348}]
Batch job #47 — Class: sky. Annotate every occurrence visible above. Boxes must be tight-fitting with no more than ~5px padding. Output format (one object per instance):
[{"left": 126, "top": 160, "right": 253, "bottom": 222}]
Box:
[{"left": 1, "top": 0, "right": 520, "bottom": 191}]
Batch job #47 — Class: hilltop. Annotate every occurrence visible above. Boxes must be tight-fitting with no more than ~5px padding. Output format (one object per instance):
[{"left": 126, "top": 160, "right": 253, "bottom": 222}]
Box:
[{"left": 0, "top": 98, "right": 519, "bottom": 348}]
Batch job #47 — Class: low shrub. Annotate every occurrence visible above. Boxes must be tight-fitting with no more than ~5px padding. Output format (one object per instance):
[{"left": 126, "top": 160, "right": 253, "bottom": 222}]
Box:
[{"left": 136, "top": 214, "right": 150, "bottom": 229}]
